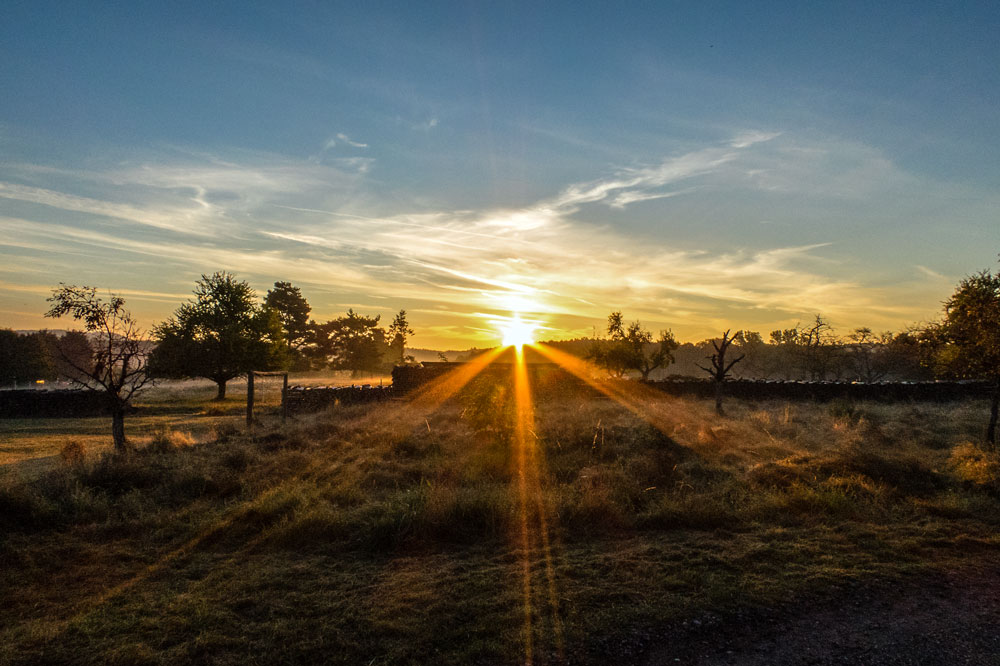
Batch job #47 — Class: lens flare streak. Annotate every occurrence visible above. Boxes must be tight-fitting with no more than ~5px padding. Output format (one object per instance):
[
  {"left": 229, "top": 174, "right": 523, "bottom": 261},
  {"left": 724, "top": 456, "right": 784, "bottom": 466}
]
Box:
[
  {"left": 533, "top": 342, "right": 695, "bottom": 440},
  {"left": 512, "top": 345, "right": 564, "bottom": 663}
]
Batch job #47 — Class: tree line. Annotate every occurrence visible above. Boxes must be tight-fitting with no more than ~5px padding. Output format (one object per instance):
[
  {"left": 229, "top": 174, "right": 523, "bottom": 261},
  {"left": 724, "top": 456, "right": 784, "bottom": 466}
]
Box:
[
  {"left": 3, "top": 261, "right": 998, "bottom": 449},
  {"left": 578, "top": 265, "right": 1000, "bottom": 436},
  {"left": 576, "top": 313, "right": 928, "bottom": 384},
  {"left": 149, "top": 273, "right": 413, "bottom": 400},
  {"left": 1, "top": 272, "right": 414, "bottom": 451}
]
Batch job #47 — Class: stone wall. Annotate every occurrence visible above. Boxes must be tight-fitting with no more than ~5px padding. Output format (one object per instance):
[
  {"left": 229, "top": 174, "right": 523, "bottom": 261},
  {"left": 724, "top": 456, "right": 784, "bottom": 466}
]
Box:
[
  {"left": 0, "top": 389, "right": 109, "bottom": 418},
  {"left": 284, "top": 384, "right": 393, "bottom": 413}
]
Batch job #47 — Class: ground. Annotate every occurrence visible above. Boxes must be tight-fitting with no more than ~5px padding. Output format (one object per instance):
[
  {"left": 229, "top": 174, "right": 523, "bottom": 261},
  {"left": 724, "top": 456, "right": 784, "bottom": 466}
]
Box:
[{"left": 1, "top": 374, "right": 999, "bottom": 664}]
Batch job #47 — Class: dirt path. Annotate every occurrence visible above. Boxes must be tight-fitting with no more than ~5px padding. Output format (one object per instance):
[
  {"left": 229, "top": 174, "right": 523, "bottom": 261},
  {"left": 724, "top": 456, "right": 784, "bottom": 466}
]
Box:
[{"left": 642, "top": 564, "right": 1000, "bottom": 665}]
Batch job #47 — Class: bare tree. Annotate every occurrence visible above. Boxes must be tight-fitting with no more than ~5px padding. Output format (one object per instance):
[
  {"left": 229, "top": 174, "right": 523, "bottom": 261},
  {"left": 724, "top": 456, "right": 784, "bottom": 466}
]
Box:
[
  {"left": 846, "top": 327, "right": 894, "bottom": 382},
  {"left": 45, "top": 285, "right": 151, "bottom": 452},
  {"left": 799, "top": 314, "right": 842, "bottom": 380},
  {"left": 697, "top": 330, "right": 745, "bottom": 415}
]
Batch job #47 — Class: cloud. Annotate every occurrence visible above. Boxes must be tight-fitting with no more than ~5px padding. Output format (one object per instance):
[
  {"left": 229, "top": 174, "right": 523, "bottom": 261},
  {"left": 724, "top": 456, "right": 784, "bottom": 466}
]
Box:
[
  {"left": 730, "top": 130, "right": 782, "bottom": 148},
  {"left": 609, "top": 188, "right": 692, "bottom": 209},
  {"left": 916, "top": 265, "right": 947, "bottom": 280},
  {"left": 335, "top": 133, "right": 368, "bottom": 148},
  {"left": 0, "top": 182, "right": 215, "bottom": 235},
  {"left": 1, "top": 132, "right": 979, "bottom": 345},
  {"left": 548, "top": 145, "right": 743, "bottom": 211}
]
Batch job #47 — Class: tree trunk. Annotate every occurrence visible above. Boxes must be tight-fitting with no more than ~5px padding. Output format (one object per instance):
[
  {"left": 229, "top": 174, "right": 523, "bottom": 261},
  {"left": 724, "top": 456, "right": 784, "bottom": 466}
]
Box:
[
  {"left": 714, "top": 381, "right": 724, "bottom": 416},
  {"left": 988, "top": 377, "right": 999, "bottom": 447},
  {"left": 215, "top": 380, "right": 227, "bottom": 401},
  {"left": 111, "top": 404, "right": 127, "bottom": 453}
]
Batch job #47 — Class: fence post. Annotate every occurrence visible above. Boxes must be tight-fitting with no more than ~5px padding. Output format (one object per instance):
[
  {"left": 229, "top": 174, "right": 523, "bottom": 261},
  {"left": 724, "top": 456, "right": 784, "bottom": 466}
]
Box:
[
  {"left": 281, "top": 373, "right": 289, "bottom": 422},
  {"left": 246, "top": 372, "right": 255, "bottom": 428}
]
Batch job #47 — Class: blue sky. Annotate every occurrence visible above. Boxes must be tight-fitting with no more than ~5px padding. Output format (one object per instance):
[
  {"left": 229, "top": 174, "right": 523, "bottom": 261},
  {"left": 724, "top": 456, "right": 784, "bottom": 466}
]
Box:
[{"left": 1, "top": 1, "right": 998, "bottom": 346}]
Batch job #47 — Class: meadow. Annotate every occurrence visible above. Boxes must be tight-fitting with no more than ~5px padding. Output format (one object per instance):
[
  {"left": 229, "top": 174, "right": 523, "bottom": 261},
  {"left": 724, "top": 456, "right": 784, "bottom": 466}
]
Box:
[{"left": 2, "top": 373, "right": 999, "bottom": 664}]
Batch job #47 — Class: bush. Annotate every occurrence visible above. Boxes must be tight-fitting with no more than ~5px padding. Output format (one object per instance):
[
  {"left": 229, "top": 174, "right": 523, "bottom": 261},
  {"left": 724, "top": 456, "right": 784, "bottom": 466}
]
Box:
[
  {"left": 60, "top": 440, "right": 87, "bottom": 466},
  {"left": 147, "top": 426, "right": 195, "bottom": 453},
  {"left": 949, "top": 442, "right": 1000, "bottom": 491}
]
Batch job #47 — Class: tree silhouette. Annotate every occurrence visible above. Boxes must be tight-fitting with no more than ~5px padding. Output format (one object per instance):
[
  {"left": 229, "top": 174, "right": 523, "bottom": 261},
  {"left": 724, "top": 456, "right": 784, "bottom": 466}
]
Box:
[
  {"left": 310, "top": 309, "right": 390, "bottom": 376},
  {"left": 264, "top": 281, "right": 312, "bottom": 351},
  {"left": 45, "top": 286, "right": 150, "bottom": 452},
  {"left": 150, "top": 272, "right": 286, "bottom": 400},
  {"left": 388, "top": 309, "right": 415, "bottom": 365},
  {"left": 589, "top": 311, "right": 678, "bottom": 380},
  {"left": 697, "top": 329, "right": 745, "bottom": 415},
  {"left": 935, "top": 269, "right": 1000, "bottom": 445}
]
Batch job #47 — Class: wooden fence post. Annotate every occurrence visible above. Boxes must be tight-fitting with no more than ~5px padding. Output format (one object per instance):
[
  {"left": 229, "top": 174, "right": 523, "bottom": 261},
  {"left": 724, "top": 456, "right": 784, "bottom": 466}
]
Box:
[
  {"left": 281, "top": 373, "right": 289, "bottom": 422},
  {"left": 246, "top": 371, "right": 255, "bottom": 428}
]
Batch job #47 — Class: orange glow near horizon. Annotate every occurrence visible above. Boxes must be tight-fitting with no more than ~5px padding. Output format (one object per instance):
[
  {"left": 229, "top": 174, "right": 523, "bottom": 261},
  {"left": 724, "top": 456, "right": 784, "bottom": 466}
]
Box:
[{"left": 497, "top": 313, "right": 539, "bottom": 349}]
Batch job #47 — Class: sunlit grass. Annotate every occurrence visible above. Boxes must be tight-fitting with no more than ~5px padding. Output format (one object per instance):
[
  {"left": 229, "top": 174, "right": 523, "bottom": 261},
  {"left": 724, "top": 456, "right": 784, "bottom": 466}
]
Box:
[{"left": 2, "top": 364, "right": 999, "bottom": 664}]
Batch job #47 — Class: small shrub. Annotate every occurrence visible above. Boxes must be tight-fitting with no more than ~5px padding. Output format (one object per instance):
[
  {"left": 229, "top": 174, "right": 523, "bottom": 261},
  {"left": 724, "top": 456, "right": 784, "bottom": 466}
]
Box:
[
  {"left": 948, "top": 442, "right": 1000, "bottom": 491},
  {"left": 60, "top": 440, "right": 87, "bottom": 466},
  {"left": 147, "top": 426, "right": 195, "bottom": 453}
]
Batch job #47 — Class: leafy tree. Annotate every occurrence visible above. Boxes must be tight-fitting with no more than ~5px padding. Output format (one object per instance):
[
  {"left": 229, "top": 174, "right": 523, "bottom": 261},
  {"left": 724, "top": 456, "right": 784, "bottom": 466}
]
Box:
[
  {"left": 264, "top": 281, "right": 312, "bottom": 351},
  {"left": 697, "top": 329, "right": 745, "bottom": 415},
  {"left": 934, "top": 269, "right": 1000, "bottom": 445},
  {"left": 310, "top": 309, "right": 390, "bottom": 376},
  {"left": 45, "top": 286, "right": 151, "bottom": 452},
  {"left": 388, "top": 309, "right": 415, "bottom": 365},
  {"left": 883, "top": 328, "right": 935, "bottom": 381},
  {"left": 149, "top": 272, "right": 286, "bottom": 400},
  {"left": 589, "top": 311, "right": 678, "bottom": 380}
]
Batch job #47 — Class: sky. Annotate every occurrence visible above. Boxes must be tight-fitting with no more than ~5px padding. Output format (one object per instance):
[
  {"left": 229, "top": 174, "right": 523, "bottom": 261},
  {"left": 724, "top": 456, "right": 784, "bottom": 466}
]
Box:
[{"left": 1, "top": 1, "right": 998, "bottom": 348}]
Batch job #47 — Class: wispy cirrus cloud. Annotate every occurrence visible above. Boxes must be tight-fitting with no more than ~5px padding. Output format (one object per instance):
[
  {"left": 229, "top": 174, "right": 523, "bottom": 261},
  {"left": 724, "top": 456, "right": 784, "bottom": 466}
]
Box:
[
  {"left": 0, "top": 130, "right": 973, "bottom": 344},
  {"left": 335, "top": 133, "right": 368, "bottom": 148},
  {"left": 0, "top": 182, "right": 216, "bottom": 235}
]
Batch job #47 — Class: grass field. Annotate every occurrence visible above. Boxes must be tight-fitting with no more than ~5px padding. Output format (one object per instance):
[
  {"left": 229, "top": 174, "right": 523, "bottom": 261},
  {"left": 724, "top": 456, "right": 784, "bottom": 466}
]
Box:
[
  {"left": 0, "top": 374, "right": 389, "bottom": 479},
  {"left": 2, "top": 373, "right": 999, "bottom": 664}
]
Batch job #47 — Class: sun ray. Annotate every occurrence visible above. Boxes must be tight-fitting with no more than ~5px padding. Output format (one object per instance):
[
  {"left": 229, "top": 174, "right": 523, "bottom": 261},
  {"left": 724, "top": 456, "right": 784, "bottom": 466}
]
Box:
[
  {"left": 405, "top": 346, "right": 507, "bottom": 413},
  {"left": 533, "top": 342, "right": 707, "bottom": 443},
  {"left": 512, "top": 344, "right": 564, "bottom": 661}
]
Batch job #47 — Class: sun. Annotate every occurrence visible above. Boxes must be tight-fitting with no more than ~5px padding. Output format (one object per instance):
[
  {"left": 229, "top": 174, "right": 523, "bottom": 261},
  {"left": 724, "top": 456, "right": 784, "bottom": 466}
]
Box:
[{"left": 500, "top": 314, "right": 537, "bottom": 348}]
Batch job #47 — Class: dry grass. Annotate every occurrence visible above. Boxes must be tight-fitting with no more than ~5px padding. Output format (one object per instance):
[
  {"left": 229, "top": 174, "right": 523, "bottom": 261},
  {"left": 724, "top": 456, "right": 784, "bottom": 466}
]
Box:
[
  {"left": 1, "top": 382, "right": 999, "bottom": 664},
  {"left": 0, "top": 374, "right": 373, "bottom": 478}
]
